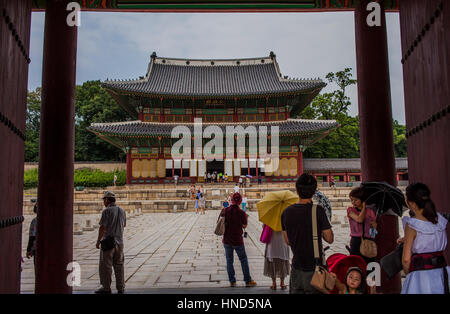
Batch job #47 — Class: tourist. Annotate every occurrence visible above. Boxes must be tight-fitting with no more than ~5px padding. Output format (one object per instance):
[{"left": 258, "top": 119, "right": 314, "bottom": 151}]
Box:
[
  {"left": 218, "top": 192, "right": 257, "bottom": 287},
  {"left": 219, "top": 172, "right": 223, "bottom": 183},
  {"left": 239, "top": 176, "right": 243, "bottom": 188},
  {"left": 212, "top": 172, "right": 217, "bottom": 183},
  {"left": 204, "top": 172, "right": 207, "bottom": 183},
  {"left": 207, "top": 172, "right": 212, "bottom": 183},
  {"left": 347, "top": 187, "right": 377, "bottom": 264},
  {"left": 174, "top": 174, "right": 179, "bottom": 186},
  {"left": 246, "top": 176, "right": 250, "bottom": 187},
  {"left": 113, "top": 173, "right": 117, "bottom": 187},
  {"left": 263, "top": 225, "right": 290, "bottom": 290},
  {"left": 313, "top": 190, "right": 332, "bottom": 222},
  {"left": 399, "top": 183, "right": 450, "bottom": 294},
  {"left": 198, "top": 190, "right": 206, "bottom": 215},
  {"left": 234, "top": 183, "right": 240, "bottom": 194},
  {"left": 95, "top": 191, "right": 126, "bottom": 294},
  {"left": 330, "top": 267, "right": 368, "bottom": 294},
  {"left": 241, "top": 194, "right": 248, "bottom": 213},
  {"left": 26, "top": 204, "right": 38, "bottom": 271},
  {"left": 281, "top": 174, "right": 334, "bottom": 294},
  {"left": 224, "top": 173, "right": 228, "bottom": 183},
  {"left": 330, "top": 176, "right": 335, "bottom": 188},
  {"left": 258, "top": 174, "right": 262, "bottom": 185},
  {"left": 195, "top": 189, "right": 200, "bottom": 214}
]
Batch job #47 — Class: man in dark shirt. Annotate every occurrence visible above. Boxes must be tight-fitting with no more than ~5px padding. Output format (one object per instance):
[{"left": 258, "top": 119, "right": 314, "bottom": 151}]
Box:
[
  {"left": 282, "top": 174, "right": 334, "bottom": 294},
  {"left": 219, "top": 192, "right": 256, "bottom": 287}
]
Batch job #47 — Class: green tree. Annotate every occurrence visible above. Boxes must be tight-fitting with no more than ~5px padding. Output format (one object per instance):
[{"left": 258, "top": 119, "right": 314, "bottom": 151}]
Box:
[
  {"left": 393, "top": 120, "right": 407, "bottom": 157},
  {"left": 25, "top": 88, "right": 42, "bottom": 162},
  {"left": 74, "top": 80, "right": 129, "bottom": 161},
  {"left": 302, "top": 68, "right": 360, "bottom": 158}
]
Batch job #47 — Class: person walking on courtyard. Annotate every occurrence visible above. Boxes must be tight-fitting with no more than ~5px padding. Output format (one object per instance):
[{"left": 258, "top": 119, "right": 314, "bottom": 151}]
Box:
[
  {"left": 263, "top": 225, "right": 290, "bottom": 290},
  {"left": 239, "top": 176, "right": 243, "bottom": 188},
  {"left": 282, "top": 174, "right": 334, "bottom": 294},
  {"left": 199, "top": 189, "right": 206, "bottom": 215},
  {"left": 219, "top": 192, "right": 257, "bottom": 287},
  {"left": 347, "top": 187, "right": 377, "bottom": 264},
  {"left": 399, "top": 183, "right": 450, "bottom": 294},
  {"left": 234, "top": 183, "right": 240, "bottom": 194},
  {"left": 194, "top": 189, "right": 200, "bottom": 214},
  {"left": 26, "top": 203, "right": 38, "bottom": 274},
  {"left": 95, "top": 191, "right": 126, "bottom": 294},
  {"left": 113, "top": 173, "right": 117, "bottom": 187},
  {"left": 241, "top": 194, "right": 248, "bottom": 213}
]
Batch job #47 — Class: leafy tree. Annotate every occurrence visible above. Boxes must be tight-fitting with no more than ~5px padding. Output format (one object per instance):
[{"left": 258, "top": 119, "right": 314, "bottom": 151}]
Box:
[
  {"left": 393, "top": 120, "right": 407, "bottom": 157},
  {"left": 74, "top": 80, "right": 129, "bottom": 161},
  {"left": 301, "top": 68, "right": 407, "bottom": 158},
  {"left": 25, "top": 88, "right": 42, "bottom": 162}
]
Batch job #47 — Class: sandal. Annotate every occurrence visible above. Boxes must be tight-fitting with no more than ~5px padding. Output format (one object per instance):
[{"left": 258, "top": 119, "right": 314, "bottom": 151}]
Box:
[
  {"left": 270, "top": 284, "right": 277, "bottom": 290},
  {"left": 280, "top": 284, "right": 287, "bottom": 290}
]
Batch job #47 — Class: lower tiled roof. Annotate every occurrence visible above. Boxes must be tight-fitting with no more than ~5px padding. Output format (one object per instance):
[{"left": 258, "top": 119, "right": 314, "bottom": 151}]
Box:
[{"left": 88, "top": 119, "right": 338, "bottom": 137}]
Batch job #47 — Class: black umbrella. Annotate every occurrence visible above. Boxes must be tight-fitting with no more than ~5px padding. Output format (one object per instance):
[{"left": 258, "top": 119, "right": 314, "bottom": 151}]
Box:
[{"left": 360, "top": 182, "right": 407, "bottom": 217}]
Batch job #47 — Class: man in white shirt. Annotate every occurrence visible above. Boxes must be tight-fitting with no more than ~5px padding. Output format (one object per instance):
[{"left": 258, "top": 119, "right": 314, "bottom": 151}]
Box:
[{"left": 234, "top": 184, "right": 240, "bottom": 194}]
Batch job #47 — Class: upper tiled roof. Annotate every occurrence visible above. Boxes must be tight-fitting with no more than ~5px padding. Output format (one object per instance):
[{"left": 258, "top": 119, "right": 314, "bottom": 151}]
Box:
[
  {"left": 102, "top": 52, "right": 326, "bottom": 98},
  {"left": 88, "top": 119, "right": 338, "bottom": 137}
]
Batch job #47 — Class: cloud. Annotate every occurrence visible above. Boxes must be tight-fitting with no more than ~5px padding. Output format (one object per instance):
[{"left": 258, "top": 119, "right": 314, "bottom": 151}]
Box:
[{"left": 28, "top": 11, "right": 406, "bottom": 123}]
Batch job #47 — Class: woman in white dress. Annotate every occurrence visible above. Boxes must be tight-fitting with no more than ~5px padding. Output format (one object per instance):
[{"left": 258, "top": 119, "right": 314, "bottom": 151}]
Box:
[
  {"left": 263, "top": 227, "right": 290, "bottom": 290},
  {"left": 400, "top": 183, "right": 449, "bottom": 294}
]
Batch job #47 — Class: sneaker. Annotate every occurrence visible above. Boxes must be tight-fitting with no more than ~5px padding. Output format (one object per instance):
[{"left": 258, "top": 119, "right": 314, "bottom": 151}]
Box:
[
  {"left": 245, "top": 280, "right": 257, "bottom": 287},
  {"left": 94, "top": 287, "right": 111, "bottom": 294},
  {"left": 230, "top": 282, "right": 237, "bottom": 287}
]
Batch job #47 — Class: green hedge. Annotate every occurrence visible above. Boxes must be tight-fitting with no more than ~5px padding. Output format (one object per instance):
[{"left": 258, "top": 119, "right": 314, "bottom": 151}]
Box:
[{"left": 24, "top": 168, "right": 126, "bottom": 189}]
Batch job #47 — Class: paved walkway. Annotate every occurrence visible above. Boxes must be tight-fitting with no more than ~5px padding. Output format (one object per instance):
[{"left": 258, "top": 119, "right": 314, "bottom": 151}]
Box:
[{"left": 20, "top": 210, "right": 404, "bottom": 293}]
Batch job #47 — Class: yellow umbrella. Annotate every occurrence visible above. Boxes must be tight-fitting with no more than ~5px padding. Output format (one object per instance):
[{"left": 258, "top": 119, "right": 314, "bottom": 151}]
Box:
[{"left": 256, "top": 190, "right": 299, "bottom": 232}]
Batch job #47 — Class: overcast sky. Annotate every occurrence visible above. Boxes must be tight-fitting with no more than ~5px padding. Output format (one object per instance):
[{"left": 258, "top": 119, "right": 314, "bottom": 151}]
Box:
[{"left": 28, "top": 11, "right": 405, "bottom": 124}]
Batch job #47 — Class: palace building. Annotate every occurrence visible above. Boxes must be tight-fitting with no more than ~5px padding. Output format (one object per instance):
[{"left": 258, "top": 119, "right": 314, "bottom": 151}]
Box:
[{"left": 88, "top": 52, "right": 338, "bottom": 184}]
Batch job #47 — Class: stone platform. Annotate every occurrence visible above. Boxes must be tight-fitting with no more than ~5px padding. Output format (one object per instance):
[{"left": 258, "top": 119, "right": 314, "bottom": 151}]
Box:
[{"left": 23, "top": 184, "right": 405, "bottom": 215}]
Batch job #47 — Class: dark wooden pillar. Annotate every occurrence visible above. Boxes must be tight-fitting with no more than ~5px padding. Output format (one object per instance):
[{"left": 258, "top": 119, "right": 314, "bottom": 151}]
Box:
[
  {"left": 297, "top": 149, "right": 303, "bottom": 175},
  {"left": 126, "top": 149, "right": 132, "bottom": 184},
  {"left": 355, "top": 0, "right": 400, "bottom": 294},
  {"left": 0, "top": 0, "right": 32, "bottom": 293},
  {"left": 36, "top": 0, "right": 78, "bottom": 294}
]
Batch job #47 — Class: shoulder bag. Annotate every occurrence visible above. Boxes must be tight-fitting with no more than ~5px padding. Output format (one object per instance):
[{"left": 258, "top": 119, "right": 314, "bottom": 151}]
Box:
[
  {"left": 360, "top": 217, "right": 377, "bottom": 258},
  {"left": 215, "top": 209, "right": 226, "bottom": 236},
  {"left": 310, "top": 203, "right": 335, "bottom": 294}
]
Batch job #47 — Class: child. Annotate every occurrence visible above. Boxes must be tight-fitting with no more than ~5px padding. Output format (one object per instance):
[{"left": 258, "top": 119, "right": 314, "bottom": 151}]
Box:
[{"left": 330, "top": 267, "right": 367, "bottom": 294}]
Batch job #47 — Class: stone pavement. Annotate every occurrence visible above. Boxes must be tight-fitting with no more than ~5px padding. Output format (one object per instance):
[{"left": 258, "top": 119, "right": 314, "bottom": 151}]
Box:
[{"left": 20, "top": 210, "right": 404, "bottom": 293}]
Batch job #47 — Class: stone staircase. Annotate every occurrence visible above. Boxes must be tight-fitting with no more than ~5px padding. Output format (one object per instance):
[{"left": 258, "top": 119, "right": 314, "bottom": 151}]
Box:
[{"left": 23, "top": 183, "right": 406, "bottom": 215}]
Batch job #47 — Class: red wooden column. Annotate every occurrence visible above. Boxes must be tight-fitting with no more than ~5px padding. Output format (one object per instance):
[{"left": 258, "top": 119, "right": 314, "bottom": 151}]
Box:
[
  {"left": 126, "top": 148, "right": 132, "bottom": 184},
  {"left": 297, "top": 148, "right": 304, "bottom": 175},
  {"left": 355, "top": 0, "right": 400, "bottom": 294},
  {"left": 36, "top": 0, "right": 78, "bottom": 294}
]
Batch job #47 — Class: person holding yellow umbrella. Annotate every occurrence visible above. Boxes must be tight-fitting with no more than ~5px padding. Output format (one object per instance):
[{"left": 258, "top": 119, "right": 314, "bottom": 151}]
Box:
[{"left": 257, "top": 190, "right": 298, "bottom": 290}]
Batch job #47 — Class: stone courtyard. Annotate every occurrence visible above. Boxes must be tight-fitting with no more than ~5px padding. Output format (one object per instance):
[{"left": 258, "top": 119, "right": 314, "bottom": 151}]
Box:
[{"left": 20, "top": 208, "right": 405, "bottom": 293}]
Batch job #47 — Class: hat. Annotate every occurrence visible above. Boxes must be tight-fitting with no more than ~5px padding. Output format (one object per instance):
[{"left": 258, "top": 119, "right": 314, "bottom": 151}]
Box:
[
  {"left": 231, "top": 192, "right": 242, "bottom": 205},
  {"left": 102, "top": 191, "right": 115, "bottom": 199}
]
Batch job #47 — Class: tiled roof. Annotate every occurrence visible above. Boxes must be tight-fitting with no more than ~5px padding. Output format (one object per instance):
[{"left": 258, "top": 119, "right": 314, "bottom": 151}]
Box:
[
  {"left": 102, "top": 52, "right": 326, "bottom": 98},
  {"left": 88, "top": 119, "right": 338, "bottom": 137},
  {"left": 304, "top": 158, "right": 408, "bottom": 171}
]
